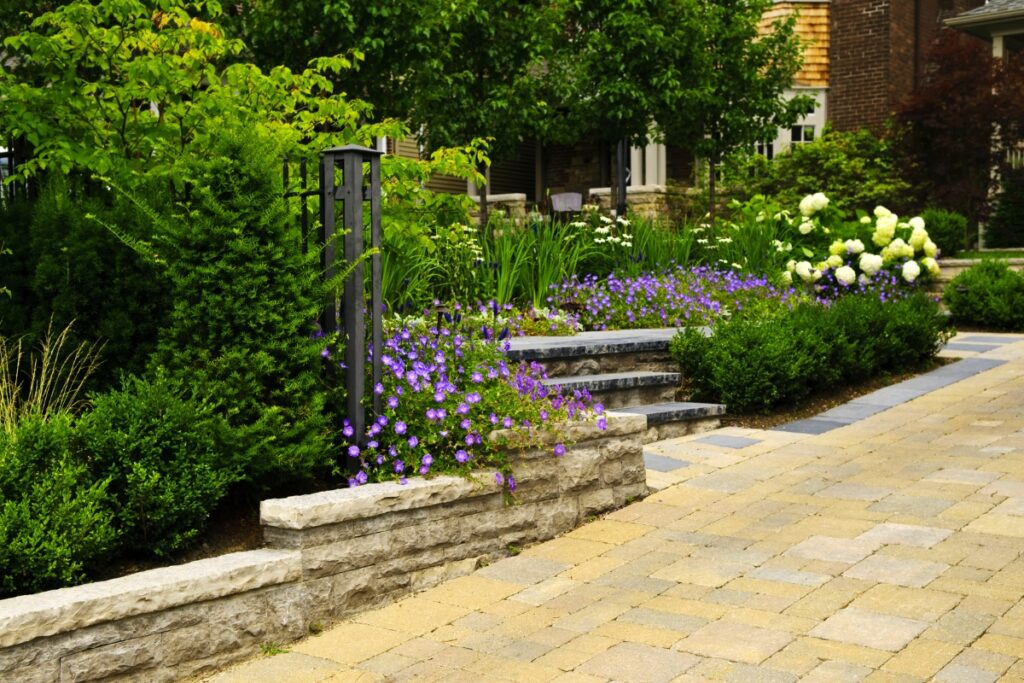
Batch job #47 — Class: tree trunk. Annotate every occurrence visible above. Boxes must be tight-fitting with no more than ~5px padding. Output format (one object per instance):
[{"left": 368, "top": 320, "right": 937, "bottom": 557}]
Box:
[
  {"left": 707, "top": 156, "right": 717, "bottom": 223},
  {"left": 478, "top": 163, "right": 489, "bottom": 227}
]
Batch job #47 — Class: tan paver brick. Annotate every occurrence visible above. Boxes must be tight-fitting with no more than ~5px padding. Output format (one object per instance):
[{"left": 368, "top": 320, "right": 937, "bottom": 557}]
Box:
[
  {"left": 677, "top": 620, "right": 794, "bottom": 664},
  {"left": 880, "top": 638, "right": 961, "bottom": 677}
]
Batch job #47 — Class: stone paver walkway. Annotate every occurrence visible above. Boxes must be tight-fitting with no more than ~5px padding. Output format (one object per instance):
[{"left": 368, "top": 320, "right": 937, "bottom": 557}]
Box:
[{"left": 206, "top": 333, "right": 1024, "bottom": 683}]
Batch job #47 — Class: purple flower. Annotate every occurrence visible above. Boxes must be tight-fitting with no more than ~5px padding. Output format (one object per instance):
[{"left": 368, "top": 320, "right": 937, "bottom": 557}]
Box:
[
  {"left": 502, "top": 416, "right": 513, "bottom": 429},
  {"left": 342, "top": 423, "right": 354, "bottom": 438},
  {"left": 554, "top": 443, "right": 566, "bottom": 457},
  {"left": 347, "top": 444, "right": 360, "bottom": 458},
  {"left": 394, "top": 459, "right": 405, "bottom": 473},
  {"left": 407, "top": 435, "right": 419, "bottom": 448},
  {"left": 597, "top": 417, "right": 608, "bottom": 430},
  {"left": 387, "top": 395, "right": 399, "bottom": 409},
  {"left": 508, "top": 476, "right": 517, "bottom": 492},
  {"left": 466, "top": 392, "right": 481, "bottom": 404},
  {"left": 395, "top": 421, "right": 407, "bottom": 435},
  {"left": 460, "top": 418, "right": 472, "bottom": 430},
  {"left": 421, "top": 453, "right": 433, "bottom": 467},
  {"left": 455, "top": 449, "right": 469, "bottom": 463},
  {"left": 456, "top": 402, "right": 470, "bottom": 416},
  {"left": 495, "top": 472, "right": 504, "bottom": 486},
  {"left": 356, "top": 471, "right": 368, "bottom": 484},
  {"left": 374, "top": 382, "right": 384, "bottom": 395}
]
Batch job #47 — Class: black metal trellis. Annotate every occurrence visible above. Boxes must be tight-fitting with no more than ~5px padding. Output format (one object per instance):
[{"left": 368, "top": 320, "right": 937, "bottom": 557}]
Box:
[{"left": 285, "top": 145, "right": 384, "bottom": 473}]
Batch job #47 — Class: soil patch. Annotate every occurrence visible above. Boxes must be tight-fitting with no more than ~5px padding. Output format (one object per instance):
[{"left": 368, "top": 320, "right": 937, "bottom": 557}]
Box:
[{"left": 721, "top": 357, "right": 953, "bottom": 430}]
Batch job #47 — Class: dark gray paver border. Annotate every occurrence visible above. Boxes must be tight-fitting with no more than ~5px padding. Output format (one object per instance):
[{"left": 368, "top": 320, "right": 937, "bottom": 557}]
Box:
[
  {"left": 771, "top": 357, "right": 1007, "bottom": 435},
  {"left": 694, "top": 434, "right": 762, "bottom": 449},
  {"left": 643, "top": 452, "right": 691, "bottom": 472}
]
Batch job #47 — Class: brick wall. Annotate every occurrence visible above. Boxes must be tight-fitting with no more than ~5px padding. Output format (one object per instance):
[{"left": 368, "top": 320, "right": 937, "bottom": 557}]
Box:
[{"left": 830, "top": 0, "right": 986, "bottom": 133}]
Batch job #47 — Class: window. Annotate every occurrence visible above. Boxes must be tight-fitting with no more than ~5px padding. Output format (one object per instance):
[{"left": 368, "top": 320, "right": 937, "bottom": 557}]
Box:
[
  {"left": 791, "top": 125, "right": 815, "bottom": 145},
  {"left": 756, "top": 141, "right": 775, "bottom": 160}
]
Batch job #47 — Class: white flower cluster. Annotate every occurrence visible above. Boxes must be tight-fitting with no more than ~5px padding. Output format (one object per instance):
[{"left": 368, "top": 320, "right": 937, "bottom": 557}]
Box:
[
  {"left": 782, "top": 195, "right": 943, "bottom": 288},
  {"left": 799, "top": 192, "right": 829, "bottom": 217}
]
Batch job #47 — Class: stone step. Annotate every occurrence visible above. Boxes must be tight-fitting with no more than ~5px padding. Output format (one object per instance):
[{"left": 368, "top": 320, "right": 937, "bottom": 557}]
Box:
[
  {"left": 507, "top": 328, "right": 689, "bottom": 377},
  {"left": 541, "top": 371, "right": 681, "bottom": 410},
  {"left": 615, "top": 402, "right": 726, "bottom": 443}
]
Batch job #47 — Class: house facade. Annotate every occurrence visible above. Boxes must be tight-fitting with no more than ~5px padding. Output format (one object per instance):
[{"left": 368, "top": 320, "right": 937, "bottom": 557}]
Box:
[{"left": 400, "top": 1, "right": 991, "bottom": 216}]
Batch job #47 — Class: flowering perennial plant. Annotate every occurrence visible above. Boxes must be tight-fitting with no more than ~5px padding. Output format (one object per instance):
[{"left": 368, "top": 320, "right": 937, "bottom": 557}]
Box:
[
  {"left": 780, "top": 194, "right": 940, "bottom": 293},
  {"left": 551, "top": 266, "right": 802, "bottom": 330},
  {"left": 343, "top": 315, "right": 603, "bottom": 491}
]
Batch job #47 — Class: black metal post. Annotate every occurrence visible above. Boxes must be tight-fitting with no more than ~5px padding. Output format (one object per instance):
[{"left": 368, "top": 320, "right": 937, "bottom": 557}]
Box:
[
  {"left": 319, "top": 155, "right": 337, "bottom": 336},
  {"left": 320, "top": 145, "right": 384, "bottom": 472}
]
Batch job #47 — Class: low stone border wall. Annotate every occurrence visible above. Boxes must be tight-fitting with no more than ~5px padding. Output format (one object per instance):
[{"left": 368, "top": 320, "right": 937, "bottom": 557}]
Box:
[
  {"left": 936, "top": 257, "right": 1024, "bottom": 285},
  {"left": 0, "top": 413, "right": 646, "bottom": 682}
]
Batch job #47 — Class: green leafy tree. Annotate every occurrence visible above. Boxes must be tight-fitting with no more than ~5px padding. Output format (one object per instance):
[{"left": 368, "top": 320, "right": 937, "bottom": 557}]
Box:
[{"left": 660, "top": 0, "right": 812, "bottom": 217}]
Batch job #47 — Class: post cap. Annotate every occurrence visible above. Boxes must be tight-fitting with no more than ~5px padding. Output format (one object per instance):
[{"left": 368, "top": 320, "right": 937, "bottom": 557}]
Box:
[{"left": 322, "top": 144, "right": 384, "bottom": 158}]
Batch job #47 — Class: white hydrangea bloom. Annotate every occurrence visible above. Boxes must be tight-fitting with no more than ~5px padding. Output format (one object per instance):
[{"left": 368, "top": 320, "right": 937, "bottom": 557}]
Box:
[
  {"left": 909, "top": 227, "right": 929, "bottom": 251},
  {"left": 781, "top": 270, "right": 793, "bottom": 285},
  {"left": 873, "top": 225, "right": 895, "bottom": 247},
  {"left": 874, "top": 206, "right": 893, "bottom": 219},
  {"left": 922, "top": 257, "right": 940, "bottom": 276},
  {"left": 858, "top": 273, "right": 871, "bottom": 285},
  {"left": 909, "top": 216, "right": 925, "bottom": 231},
  {"left": 876, "top": 214, "right": 898, "bottom": 232},
  {"left": 794, "top": 260, "right": 815, "bottom": 282},
  {"left": 902, "top": 260, "right": 921, "bottom": 283},
  {"left": 829, "top": 240, "right": 847, "bottom": 256},
  {"left": 845, "top": 238, "right": 865, "bottom": 254},
  {"left": 786, "top": 259, "right": 797, "bottom": 272},
  {"left": 827, "top": 254, "right": 844, "bottom": 269},
  {"left": 835, "top": 265, "right": 857, "bottom": 285},
  {"left": 859, "top": 252, "right": 884, "bottom": 276},
  {"left": 798, "top": 220, "right": 815, "bottom": 235},
  {"left": 860, "top": 216, "right": 872, "bottom": 224},
  {"left": 924, "top": 240, "right": 938, "bottom": 257}
]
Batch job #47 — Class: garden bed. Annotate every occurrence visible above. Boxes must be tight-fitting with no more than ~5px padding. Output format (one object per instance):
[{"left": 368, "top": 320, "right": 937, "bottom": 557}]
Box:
[{"left": 0, "top": 413, "right": 645, "bottom": 683}]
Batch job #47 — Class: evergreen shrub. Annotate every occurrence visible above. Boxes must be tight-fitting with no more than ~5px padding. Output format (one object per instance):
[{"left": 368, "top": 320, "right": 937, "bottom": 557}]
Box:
[{"left": 945, "top": 260, "right": 1024, "bottom": 330}]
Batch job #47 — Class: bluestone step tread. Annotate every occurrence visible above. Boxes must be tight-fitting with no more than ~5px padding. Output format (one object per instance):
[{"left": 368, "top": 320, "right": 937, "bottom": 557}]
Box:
[
  {"left": 614, "top": 402, "right": 726, "bottom": 425},
  {"left": 507, "top": 328, "right": 691, "bottom": 361},
  {"left": 541, "top": 371, "right": 681, "bottom": 392}
]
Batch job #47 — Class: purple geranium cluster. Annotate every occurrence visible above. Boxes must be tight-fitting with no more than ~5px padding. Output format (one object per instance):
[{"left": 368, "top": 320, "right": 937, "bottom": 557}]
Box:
[
  {"left": 345, "top": 317, "right": 604, "bottom": 489},
  {"left": 813, "top": 267, "right": 924, "bottom": 305},
  {"left": 550, "top": 265, "right": 800, "bottom": 330}
]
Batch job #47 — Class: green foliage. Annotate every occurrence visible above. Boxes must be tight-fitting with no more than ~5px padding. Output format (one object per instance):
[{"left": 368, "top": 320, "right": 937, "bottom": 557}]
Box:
[
  {"left": 0, "top": 178, "right": 170, "bottom": 387},
  {"left": 698, "top": 195, "right": 793, "bottom": 275},
  {"left": 0, "top": 413, "right": 116, "bottom": 597},
  {"left": 0, "top": 321, "right": 101, "bottom": 436},
  {"left": 945, "top": 260, "right": 1024, "bottom": 331},
  {"left": 896, "top": 31, "right": 1024, "bottom": 225},
  {"left": 920, "top": 208, "right": 968, "bottom": 257},
  {"left": 727, "top": 129, "right": 912, "bottom": 213},
  {"left": 151, "top": 130, "right": 334, "bottom": 491},
  {"left": 76, "top": 374, "right": 234, "bottom": 558},
  {"left": 548, "top": 0, "right": 702, "bottom": 147},
  {"left": 987, "top": 169, "right": 1024, "bottom": 249},
  {"left": 671, "top": 314, "right": 826, "bottom": 413},
  {"left": 671, "top": 293, "right": 947, "bottom": 413}
]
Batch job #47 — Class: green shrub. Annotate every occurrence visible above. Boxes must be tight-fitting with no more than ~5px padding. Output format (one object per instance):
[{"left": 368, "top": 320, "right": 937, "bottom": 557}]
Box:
[
  {"left": 0, "top": 414, "right": 116, "bottom": 597},
  {"left": 670, "top": 316, "right": 828, "bottom": 413},
  {"left": 877, "top": 293, "right": 949, "bottom": 367},
  {"left": 0, "top": 177, "right": 170, "bottom": 390},
  {"left": 671, "top": 293, "right": 947, "bottom": 413},
  {"left": 151, "top": 130, "right": 334, "bottom": 491},
  {"left": 921, "top": 208, "right": 968, "bottom": 257},
  {"left": 77, "top": 374, "right": 235, "bottom": 558},
  {"left": 726, "top": 129, "right": 912, "bottom": 214},
  {"left": 945, "top": 260, "right": 1024, "bottom": 330}
]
